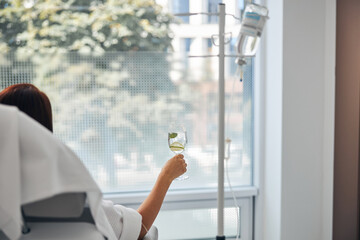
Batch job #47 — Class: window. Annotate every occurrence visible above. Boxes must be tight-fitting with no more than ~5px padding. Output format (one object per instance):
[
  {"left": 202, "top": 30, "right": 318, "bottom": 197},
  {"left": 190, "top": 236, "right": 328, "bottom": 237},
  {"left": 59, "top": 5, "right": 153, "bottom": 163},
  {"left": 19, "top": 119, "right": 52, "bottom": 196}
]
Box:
[
  {"left": 171, "top": 0, "right": 189, "bottom": 23},
  {"left": 0, "top": 0, "right": 256, "bottom": 239},
  {"left": 208, "top": 0, "right": 222, "bottom": 23},
  {"left": 0, "top": 52, "right": 252, "bottom": 192}
]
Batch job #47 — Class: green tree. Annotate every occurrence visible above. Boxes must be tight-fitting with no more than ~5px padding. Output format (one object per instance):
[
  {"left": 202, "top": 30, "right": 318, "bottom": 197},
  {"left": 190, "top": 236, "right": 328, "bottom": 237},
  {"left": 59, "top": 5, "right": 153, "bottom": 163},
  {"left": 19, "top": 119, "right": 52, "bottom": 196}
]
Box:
[{"left": 0, "top": 0, "right": 173, "bottom": 52}]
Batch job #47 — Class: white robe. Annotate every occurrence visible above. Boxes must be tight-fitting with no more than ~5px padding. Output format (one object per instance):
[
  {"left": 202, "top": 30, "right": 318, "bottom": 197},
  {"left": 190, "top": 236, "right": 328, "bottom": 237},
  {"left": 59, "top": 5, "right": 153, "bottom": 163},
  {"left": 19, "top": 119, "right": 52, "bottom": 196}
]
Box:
[
  {"left": 101, "top": 200, "right": 142, "bottom": 240},
  {"left": 0, "top": 105, "right": 142, "bottom": 240}
]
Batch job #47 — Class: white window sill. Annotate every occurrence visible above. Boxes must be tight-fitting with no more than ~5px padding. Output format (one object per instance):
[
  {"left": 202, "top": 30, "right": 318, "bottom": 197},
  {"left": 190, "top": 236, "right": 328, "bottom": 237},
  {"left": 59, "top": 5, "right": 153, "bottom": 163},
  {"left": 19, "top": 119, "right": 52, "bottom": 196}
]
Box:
[{"left": 104, "top": 186, "right": 258, "bottom": 210}]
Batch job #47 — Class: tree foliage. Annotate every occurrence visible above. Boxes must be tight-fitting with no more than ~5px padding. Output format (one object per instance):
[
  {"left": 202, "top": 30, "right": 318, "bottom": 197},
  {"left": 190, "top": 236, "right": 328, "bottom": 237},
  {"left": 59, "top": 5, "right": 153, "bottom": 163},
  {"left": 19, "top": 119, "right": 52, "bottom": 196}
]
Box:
[{"left": 0, "top": 0, "right": 174, "bottom": 53}]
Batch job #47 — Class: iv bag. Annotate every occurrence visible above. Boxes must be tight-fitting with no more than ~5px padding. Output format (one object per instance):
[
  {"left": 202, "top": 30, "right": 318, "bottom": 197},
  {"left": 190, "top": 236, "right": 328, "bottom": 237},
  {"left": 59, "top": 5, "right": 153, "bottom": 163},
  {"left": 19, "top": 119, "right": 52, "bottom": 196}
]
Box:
[{"left": 236, "top": 3, "right": 269, "bottom": 61}]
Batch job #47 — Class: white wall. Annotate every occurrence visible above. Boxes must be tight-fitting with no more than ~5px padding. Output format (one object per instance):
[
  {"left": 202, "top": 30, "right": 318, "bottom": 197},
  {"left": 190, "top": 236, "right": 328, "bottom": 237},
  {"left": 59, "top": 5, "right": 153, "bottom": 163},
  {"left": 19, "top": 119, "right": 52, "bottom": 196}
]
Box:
[{"left": 255, "top": 0, "right": 336, "bottom": 239}]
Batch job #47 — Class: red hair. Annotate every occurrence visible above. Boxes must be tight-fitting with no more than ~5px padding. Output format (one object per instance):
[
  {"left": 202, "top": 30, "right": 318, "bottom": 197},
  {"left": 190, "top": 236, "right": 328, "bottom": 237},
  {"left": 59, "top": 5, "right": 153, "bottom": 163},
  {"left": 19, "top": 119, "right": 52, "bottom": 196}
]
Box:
[{"left": 0, "top": 83, "right": 53, "bottom": 132}]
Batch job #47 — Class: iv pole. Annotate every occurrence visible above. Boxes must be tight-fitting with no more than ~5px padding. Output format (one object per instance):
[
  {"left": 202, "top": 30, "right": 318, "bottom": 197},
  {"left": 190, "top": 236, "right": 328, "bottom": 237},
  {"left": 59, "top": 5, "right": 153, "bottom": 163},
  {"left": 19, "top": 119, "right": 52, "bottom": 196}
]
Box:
[
  {"left": 174, "top": 3, "right": 245, "bottom": 239},
  {"left": 174, "top": 3, "right": 229, "bottom": 239},
  {"left": 174, "top": 3, "right": 267, "bottom": 238},
  {"left": 217, "top": 3, "right": 226, "bottom": 240}
]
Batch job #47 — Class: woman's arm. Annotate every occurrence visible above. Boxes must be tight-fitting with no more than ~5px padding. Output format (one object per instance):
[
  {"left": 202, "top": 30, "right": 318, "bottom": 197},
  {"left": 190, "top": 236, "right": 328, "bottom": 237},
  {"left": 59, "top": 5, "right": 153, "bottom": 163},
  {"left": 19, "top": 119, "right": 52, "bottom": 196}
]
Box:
[{"left": 137, "top": 154, "right": 187, "bottom": 240}]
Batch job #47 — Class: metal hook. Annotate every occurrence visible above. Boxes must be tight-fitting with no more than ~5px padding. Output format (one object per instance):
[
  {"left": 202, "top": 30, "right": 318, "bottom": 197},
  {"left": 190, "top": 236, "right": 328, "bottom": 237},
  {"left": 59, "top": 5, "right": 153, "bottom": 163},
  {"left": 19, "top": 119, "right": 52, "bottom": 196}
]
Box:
[{"left": 211, "top": 32, "right": 232, "bottom": 46}]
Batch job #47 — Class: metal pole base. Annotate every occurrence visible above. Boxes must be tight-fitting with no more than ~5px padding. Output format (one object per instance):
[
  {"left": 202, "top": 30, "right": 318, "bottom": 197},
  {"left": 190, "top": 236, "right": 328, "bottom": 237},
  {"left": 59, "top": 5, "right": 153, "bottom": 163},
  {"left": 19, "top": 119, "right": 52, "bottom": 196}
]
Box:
[{"left": 216, "top": 236, "right": 226, "bottom": 240}]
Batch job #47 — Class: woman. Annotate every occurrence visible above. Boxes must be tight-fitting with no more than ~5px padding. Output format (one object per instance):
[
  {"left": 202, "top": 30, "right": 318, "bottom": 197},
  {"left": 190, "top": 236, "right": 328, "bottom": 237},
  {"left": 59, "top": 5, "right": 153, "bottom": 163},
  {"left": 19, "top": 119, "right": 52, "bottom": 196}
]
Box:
[{"left": 0, "top": 83, "right": 187, "bottom": 240}]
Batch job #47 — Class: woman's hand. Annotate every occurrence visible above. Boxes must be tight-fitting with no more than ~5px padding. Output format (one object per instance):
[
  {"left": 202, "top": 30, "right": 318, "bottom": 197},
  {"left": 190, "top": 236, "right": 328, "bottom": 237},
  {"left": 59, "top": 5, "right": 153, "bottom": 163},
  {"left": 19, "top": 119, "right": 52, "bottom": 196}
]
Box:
[{"left": 160, "top": 154, "right": 187, "bottom": 182}]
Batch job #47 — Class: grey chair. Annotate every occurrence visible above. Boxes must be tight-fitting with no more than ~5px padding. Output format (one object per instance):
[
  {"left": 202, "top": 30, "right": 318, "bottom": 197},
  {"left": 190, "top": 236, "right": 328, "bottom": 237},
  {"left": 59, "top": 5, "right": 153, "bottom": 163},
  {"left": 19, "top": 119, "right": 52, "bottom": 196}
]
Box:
[{"left": 19, "top": 192, "right": 104, "bottom": 240}]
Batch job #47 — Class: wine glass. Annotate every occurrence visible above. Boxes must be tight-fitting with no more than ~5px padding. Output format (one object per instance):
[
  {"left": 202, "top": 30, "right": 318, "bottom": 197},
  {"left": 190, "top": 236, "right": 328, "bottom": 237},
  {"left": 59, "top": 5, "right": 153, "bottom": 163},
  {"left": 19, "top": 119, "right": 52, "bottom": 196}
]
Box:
[{"left": 168, "top": 122, "right": 188, "bottom": 180}]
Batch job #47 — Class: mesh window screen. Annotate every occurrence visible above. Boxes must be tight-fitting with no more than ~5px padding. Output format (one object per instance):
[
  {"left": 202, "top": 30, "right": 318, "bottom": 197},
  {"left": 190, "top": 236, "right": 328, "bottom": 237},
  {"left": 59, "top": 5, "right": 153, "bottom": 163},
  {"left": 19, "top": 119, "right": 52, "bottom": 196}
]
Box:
[{"left": 0, "top": 51, "right": 252, "bottom": 193}]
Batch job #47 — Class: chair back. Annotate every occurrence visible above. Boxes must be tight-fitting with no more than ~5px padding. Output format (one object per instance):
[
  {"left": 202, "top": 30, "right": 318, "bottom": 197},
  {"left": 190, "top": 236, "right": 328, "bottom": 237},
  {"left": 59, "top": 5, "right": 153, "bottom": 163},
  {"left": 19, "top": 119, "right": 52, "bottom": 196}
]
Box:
[{"left": 22, "top": 193, "right": 86, "bottom": 218}]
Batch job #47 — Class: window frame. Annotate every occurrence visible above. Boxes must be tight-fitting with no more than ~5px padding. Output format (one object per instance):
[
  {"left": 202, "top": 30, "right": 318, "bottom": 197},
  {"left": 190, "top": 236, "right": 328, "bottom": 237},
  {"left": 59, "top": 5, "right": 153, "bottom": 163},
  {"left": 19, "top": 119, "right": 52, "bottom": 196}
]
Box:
[
  {"left": 105, "top": 186, "right": 257, "bottom": 239},
  {"left": 0, "top": 0, "right": 260, "bottom": 238}
]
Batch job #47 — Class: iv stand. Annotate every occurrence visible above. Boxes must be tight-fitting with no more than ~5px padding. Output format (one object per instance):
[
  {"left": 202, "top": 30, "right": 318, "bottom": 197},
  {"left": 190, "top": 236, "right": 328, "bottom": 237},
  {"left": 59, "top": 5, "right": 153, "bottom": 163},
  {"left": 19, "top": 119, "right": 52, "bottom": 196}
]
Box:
[
  {"left": 174, "top": 3, "right": 240, "bottom": 239},
  {"left": 217, "top": 3, "right": 226, "bottom": 240}
]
